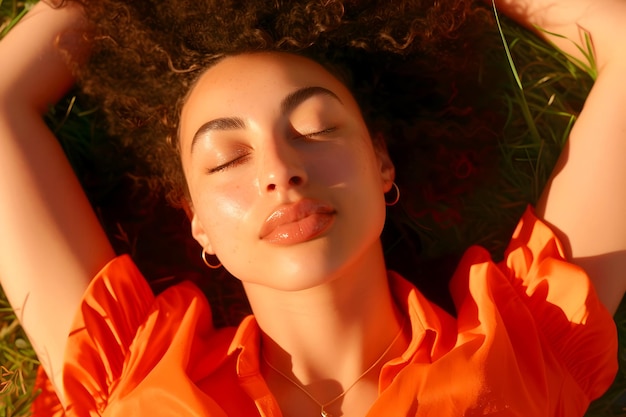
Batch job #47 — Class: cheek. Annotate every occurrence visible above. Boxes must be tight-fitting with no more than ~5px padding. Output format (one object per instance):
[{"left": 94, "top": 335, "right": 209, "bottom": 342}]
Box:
[
  {"left": 314, "top": 140, "right": 381, "bottom": 189},
  {"left": 192, "top": 180, "right": 256, "bottom": 251}
]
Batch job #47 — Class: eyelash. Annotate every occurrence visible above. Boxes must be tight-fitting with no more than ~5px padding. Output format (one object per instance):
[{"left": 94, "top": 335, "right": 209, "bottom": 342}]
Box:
[
  {"left": 297, "top": 127, "right": 337, "bottom": 140},
  {"left": 207, "top": 127, "right": 336, "bottom": 174},
  {"left": 208, "top": 154, "right": 250, "bottom": 174}
]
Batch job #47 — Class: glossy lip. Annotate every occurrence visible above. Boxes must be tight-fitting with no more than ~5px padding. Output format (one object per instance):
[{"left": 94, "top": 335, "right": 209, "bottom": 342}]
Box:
[{"left": 259, "top": 199, "right": 336, "bottom": 245}]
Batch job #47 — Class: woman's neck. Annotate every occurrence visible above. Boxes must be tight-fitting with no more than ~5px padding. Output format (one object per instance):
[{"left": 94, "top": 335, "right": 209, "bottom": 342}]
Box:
[{"left": 242, "top": 240, "right": 407, "bottom": 415}]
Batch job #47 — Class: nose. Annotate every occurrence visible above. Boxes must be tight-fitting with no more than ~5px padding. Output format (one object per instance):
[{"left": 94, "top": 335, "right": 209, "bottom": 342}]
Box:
[{"left": 259, "top": 138, "right": 308, "bottom": 193}]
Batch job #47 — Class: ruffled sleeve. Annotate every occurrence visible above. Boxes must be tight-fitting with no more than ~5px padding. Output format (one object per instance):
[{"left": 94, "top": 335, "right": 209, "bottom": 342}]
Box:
[
  {"left": 449, "top": 206, "right": 618, "bottom": 414},
  {"left": 62, "top": 255, "right": 156, "bottom": 416},
  {"left": 501, "top": 206, "right": 618, "bottom": 399},
  {"left": 32, "top": 254, "right": 234, "bottom": 417}
]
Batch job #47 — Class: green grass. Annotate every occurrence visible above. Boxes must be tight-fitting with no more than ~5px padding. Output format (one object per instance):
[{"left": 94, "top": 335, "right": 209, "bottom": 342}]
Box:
[
  {"left": 0, "top": 1, "right": 34, "bottom": 38},
  {"left": 492, "top": 7, "right": 626, "bottom": 416},
  {"left": 0, "top": 1, "right": 625, "bottom": 416}
]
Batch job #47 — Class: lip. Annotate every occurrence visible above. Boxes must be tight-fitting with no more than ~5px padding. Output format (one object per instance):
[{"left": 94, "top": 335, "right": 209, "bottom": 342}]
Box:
[{"left": 259, "top": 199, "right": 336, "bottom": 245}]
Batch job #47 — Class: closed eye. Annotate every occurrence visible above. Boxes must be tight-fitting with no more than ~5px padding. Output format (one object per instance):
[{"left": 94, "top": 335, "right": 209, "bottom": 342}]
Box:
[
  {"left": 296, "top": 127, "right": 337, "bottom": 140},
  {"left": 207, "top": 153, "right": 251, "bottom": 174}
]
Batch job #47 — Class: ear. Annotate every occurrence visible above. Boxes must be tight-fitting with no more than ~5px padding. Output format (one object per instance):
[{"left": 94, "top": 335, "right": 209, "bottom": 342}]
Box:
[
  {"left": 373, "top": 135, "right": 395, "bottom": 192},
  {"left": 190, "top": 211, "right": 215, "bottom": 254}
]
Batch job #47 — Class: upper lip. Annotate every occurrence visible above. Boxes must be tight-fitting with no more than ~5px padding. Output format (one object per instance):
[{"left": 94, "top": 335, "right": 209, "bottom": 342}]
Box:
[{"left": 259, "top": 198, "right": 336, "bottom": 239}]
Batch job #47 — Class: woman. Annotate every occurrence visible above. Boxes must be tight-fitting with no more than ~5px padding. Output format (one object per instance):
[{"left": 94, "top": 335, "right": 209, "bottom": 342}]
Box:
[{"left": 0, "top": 0, "right": 623, "bottom": 416}]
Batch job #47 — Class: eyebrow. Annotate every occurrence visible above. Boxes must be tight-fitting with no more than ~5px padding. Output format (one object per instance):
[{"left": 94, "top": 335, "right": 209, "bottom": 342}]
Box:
[
  {"left": 280, "top": 86, "right": 342, "bottom": 115},
  {"left": 190, "top": 86, "right": 342, "bottom": 153}
]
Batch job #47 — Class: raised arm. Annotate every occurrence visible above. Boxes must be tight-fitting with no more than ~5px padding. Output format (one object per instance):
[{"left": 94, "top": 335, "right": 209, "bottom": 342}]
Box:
[
  {"left": 497, "top": 0, "right": 626, "bottom": 314},
  {"left": 0, "top": 1, "right": 115, "bottom": 405}
]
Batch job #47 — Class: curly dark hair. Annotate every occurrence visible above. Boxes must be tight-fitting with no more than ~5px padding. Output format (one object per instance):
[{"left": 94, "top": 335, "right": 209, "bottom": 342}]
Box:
[
  {"left": 53, "top": 0, "right": 504, "bottom": 307},
  {"left": 55, "top": 0, "right": 499, "bottom": 205}
]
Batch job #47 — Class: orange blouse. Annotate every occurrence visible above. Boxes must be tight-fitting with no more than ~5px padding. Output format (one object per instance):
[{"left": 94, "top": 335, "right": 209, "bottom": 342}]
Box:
[{"left": 32, "top": 207, "right": 618, "bottom": 416}]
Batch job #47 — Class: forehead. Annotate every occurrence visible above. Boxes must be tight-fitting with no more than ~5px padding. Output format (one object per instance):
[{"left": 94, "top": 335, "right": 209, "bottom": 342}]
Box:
[
  {"left": 189, "top": 52, "right": 347, "bottom": 99},
  {"left": 179, "top": 52, "right": 357, "bottom": 143}
]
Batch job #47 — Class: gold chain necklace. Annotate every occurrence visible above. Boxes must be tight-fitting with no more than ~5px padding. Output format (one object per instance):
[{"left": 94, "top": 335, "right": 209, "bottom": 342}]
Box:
[{"left": 261, "top": 318, "right": 406, "bottom": 417}]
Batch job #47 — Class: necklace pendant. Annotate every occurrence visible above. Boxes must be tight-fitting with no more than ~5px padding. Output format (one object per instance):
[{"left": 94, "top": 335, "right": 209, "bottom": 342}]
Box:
[{"left": 321, "top": 411, "right": 331, "bottom": 417}]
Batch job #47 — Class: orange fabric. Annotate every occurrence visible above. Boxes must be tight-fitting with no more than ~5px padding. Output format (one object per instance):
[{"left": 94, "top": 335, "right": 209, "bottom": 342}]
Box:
[{"left": 32, "top": 207, "right": 618, "bottom": 416}]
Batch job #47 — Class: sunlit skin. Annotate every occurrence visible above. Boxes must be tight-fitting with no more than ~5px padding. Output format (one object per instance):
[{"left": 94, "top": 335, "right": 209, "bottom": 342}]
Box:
[
  {"left": 178, "top": 52, "right": 406, "bottom": 416},
  {"left": 180, "top": 52, "right": 395, "bottom": 292},
  {"left": 2, "top": 0, "right": 626, "bottom": 414}
]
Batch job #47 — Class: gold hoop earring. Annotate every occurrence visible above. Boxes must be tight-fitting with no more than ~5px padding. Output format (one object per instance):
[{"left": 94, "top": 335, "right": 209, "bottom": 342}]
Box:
[
  {"left": 385, "top": 182, "right": 400, "bottom": 206},
  {"left": 201, "top": 249, "right": 222, "bottom": 269}
]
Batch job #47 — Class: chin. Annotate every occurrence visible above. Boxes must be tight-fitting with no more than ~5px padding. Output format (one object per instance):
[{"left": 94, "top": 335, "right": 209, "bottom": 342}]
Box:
[
  {"left": 240, "top": 257, "right": 347, "bottom": 292},
  {"left": 277, "top": 266, "right": 342, "bottom": 292},
  {"left": 232, "top": 235, "right": 382, "bottom": 291}
]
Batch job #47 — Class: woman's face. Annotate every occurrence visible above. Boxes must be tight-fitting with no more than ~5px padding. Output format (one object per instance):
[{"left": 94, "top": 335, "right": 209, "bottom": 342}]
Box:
[{"left": 179, "top": 52, "right": 394, "bottom": 290}]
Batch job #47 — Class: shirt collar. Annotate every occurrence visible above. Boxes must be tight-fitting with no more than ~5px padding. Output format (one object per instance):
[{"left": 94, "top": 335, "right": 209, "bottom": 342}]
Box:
[{"left": 226, "top": 271, "right": 453, "bottom": 389}]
